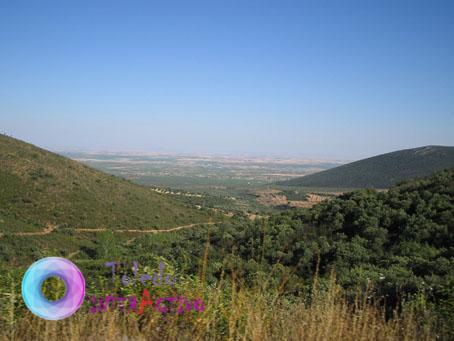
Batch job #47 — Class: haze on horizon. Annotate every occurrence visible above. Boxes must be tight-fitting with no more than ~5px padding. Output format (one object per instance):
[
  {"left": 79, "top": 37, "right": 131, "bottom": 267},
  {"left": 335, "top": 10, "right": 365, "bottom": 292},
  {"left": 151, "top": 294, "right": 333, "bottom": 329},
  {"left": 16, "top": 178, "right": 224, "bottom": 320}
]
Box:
[{"left": 1, "top": 1, "right": 453, "bottom": 160}]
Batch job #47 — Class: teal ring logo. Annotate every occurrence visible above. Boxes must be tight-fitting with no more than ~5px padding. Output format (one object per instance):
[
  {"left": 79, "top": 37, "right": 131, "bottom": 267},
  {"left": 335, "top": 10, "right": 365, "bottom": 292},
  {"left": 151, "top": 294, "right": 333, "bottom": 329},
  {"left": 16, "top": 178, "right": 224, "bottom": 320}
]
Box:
[{"left": 21, "top": 257, "right": 85, "bottom": 320}]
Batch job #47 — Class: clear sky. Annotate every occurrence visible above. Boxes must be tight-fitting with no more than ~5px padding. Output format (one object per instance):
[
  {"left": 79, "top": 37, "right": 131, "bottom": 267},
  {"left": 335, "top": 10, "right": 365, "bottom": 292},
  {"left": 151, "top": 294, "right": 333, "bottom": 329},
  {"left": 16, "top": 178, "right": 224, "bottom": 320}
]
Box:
[{"left": 0, "top": 0, "right": 453, "bottom": 159}]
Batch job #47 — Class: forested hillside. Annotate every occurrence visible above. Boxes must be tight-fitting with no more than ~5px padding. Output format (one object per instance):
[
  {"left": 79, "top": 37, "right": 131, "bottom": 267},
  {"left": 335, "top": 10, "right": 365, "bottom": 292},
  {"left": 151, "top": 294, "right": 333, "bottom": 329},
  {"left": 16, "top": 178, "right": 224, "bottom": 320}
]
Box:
[
  {"left": 280, "top": 146, "right": 454, "bottom": 188},
  {"left": 0, "top": 135, "right": 215, "bottom": 232}
]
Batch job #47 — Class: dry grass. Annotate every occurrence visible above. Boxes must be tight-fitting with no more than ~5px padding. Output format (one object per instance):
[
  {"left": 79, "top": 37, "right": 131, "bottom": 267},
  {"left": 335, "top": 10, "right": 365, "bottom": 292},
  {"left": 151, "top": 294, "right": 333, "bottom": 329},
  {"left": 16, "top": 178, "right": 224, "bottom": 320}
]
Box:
[
  {"left": 0, "top": 275, "right": 437, "bottom": 341},
  {"left": 0, "top": 235, "right": 441, "bottom": 340}
]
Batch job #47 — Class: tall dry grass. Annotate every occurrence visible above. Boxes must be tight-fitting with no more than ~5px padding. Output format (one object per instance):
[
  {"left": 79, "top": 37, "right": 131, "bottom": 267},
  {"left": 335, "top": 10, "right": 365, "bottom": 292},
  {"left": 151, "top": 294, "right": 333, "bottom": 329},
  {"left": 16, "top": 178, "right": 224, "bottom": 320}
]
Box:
[
  {"left": 0, "top": 273, "right": 438, "bottom": 341},
  {"left": 0, "top": 236, "right": 442, "bottom": 340}
]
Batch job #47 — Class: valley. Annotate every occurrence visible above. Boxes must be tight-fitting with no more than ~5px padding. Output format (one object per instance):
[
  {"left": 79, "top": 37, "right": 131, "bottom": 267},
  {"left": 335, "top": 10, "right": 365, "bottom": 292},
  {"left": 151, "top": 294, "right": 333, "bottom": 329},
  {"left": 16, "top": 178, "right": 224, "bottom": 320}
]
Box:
[
  {"left": 1, "top": 135, "right": 453, "bottom": 339},
  {"left": 63, "top": 151, "right": 345, "bottom": 213}
]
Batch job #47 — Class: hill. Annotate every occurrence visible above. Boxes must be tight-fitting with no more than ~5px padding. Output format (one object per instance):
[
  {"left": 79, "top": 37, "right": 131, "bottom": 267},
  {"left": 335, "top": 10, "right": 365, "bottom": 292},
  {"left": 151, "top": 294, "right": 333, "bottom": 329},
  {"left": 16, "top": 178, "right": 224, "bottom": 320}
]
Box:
[
  {"left": 0, "top": 134, "right": 215, "bottom": 232},
  {"left": 279, "top": 145, "right": 454, "bottom": 188}
]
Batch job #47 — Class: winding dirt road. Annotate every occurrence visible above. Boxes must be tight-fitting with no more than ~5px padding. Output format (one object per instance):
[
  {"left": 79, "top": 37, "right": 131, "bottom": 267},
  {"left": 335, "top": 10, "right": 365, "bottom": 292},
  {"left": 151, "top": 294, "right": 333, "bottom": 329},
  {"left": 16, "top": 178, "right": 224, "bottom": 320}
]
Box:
[
  {"left": 0, "top": 221, "right": 219, "bottom": 238},
  {"left": 74, "top": 221, "right": 218, "bottom": 234}
]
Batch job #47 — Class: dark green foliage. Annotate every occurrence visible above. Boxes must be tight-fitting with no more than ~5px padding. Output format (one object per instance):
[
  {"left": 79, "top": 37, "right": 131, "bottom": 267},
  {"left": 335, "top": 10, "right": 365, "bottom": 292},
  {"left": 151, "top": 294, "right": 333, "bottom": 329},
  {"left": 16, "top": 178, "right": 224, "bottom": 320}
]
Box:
[
  {"left": 119, "top": 171, "right": 453, "bottom": 302},
  {"left": 121, "top": 170, "right": 453, "bottom": 332},
  {"left": 280, "top": 146, "right": 454, "bottom": 188},
  {"left": 308, "top": 170, "right": 453, "bottom": 303}
]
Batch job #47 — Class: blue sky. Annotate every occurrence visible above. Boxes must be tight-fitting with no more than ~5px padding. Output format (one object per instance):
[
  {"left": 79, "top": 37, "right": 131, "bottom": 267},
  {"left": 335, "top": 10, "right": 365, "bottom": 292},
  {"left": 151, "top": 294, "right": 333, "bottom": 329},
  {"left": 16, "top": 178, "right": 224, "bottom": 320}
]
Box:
[{"left": 0, "top": 0, "right": 453, "bottom": 159}]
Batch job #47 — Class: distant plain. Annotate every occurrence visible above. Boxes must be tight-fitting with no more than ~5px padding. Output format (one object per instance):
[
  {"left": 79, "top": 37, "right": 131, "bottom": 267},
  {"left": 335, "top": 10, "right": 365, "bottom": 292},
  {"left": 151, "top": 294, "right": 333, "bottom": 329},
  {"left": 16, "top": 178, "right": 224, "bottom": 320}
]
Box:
[{"left": 64, "top": 151, "right": 345, "bottom": 213}]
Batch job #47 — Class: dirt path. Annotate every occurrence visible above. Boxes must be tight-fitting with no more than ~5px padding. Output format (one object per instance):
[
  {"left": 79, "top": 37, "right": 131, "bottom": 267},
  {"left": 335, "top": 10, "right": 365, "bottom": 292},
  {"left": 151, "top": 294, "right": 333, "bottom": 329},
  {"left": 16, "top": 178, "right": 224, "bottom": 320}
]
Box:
[
  {"left": 2, "top": 221, "right": 220, "bottom": 238},
  {"left": 74, "top": 221, "right": 218, "bottom": 234},
  {"left": 117, "top": 222, "right": 217, "bottom": 233},
  {"left": 13, "top": 223, "right": 59, "bottom": 236}
]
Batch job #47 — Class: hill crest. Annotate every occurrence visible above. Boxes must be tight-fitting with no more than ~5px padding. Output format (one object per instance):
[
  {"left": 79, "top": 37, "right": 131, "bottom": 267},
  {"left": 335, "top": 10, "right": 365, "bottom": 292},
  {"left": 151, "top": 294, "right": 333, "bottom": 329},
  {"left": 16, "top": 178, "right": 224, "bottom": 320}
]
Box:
[{"left": 279, "top": 145, "right": 454, "bottom": 188}]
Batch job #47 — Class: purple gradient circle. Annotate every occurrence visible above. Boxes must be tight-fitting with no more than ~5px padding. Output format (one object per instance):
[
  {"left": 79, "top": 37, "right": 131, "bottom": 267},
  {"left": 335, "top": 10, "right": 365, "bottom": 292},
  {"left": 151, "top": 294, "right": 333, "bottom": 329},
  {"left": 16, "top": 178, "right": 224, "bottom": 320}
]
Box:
[{"left": 22, "top": 257, "right": 85, "bottom": 320}]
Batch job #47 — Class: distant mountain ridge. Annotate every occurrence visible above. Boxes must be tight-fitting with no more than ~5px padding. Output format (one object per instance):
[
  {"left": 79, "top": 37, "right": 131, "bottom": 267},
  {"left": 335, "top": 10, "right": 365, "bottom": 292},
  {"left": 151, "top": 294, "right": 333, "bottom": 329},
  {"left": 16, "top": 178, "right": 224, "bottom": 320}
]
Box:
[
  {"left": 279, "top": 146, "right": 454, "bottom": 188},
  {"left": 0, "top": 134, "right": 214, "bottom": 232}
]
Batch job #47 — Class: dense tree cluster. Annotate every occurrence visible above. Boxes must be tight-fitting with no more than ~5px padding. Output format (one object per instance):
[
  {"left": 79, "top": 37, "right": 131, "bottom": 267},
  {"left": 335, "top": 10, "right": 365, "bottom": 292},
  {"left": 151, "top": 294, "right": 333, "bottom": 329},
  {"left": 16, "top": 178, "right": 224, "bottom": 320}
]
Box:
[{"left": 138, "top": 170, "right": 453, "bottom": 327}]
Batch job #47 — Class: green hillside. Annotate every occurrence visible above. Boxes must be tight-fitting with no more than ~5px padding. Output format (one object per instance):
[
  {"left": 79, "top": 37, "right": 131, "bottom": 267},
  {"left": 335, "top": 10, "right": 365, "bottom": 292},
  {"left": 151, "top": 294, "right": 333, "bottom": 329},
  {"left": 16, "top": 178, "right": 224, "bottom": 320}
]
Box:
[
  {"left": 279, "top": 146, "right": 454, "bottom": 188},
  {"left": 0, "top": 134, "right": 215, "bottom": 232}
]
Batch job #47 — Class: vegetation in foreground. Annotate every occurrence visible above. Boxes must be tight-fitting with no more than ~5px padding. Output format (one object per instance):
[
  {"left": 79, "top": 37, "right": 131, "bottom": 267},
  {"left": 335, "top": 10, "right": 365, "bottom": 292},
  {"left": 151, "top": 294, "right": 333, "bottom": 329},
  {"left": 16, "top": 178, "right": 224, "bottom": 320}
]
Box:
[{"left": 0, "top": 261, "right": 441, "bottom": 341}]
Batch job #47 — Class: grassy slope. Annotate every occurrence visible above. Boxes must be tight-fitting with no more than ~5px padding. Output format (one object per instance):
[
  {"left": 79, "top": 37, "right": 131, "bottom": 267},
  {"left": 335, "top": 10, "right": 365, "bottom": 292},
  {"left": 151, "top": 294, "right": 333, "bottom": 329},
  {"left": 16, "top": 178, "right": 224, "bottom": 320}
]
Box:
[
  {"left": 0, "top": 134, "right": 215, "bottom": 232},
  {"left": 280, "top": 145, "right": 454, "bottom": 188}
]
